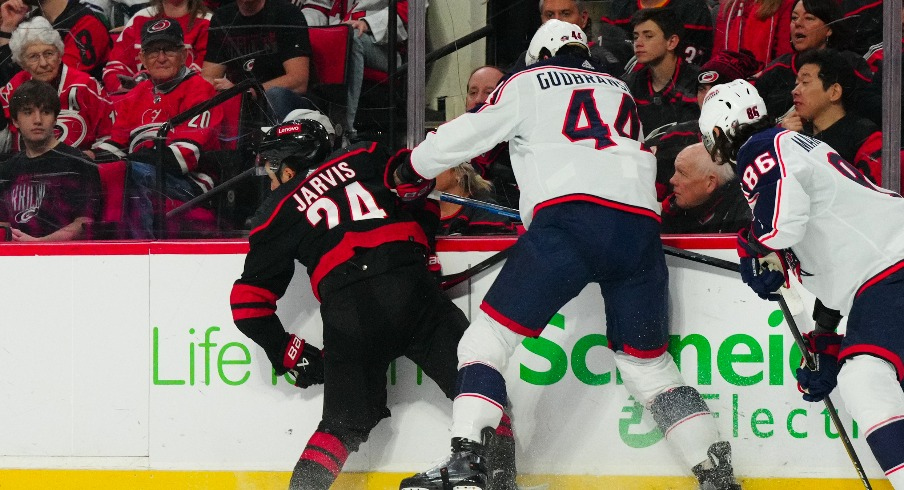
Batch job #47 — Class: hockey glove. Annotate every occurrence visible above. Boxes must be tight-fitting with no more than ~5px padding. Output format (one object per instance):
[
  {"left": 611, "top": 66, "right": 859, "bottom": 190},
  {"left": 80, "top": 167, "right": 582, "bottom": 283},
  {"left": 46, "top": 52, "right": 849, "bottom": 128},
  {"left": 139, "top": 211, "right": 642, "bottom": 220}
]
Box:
[
  {"left": 385, "top": 148, "right": 435, "bottom": 202},
  {"left": 736, "top": 229, "right": 784, "bottom": 300},
  {"left": 281, "top": 334, "right": 324, "bottom": 388},
  {"left": 796, "top": 331, "right": 843, "bottom": 402}
]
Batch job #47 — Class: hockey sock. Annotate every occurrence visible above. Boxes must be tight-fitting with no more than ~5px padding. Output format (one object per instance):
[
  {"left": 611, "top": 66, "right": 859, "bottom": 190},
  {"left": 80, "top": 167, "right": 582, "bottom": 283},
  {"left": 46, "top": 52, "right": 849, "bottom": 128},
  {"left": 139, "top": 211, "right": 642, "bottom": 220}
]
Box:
[
  {"left": 452, "top": 362, "right": 507, "bottom": 442},
  {"left": 866, "top": 417, "right": 904, "bottom": 487},
  {"left": 650, "top": 386, "right": 721, "bottom": 469},
  {"left": 288, "top": 431, "right": 350, "bottom": 490}
]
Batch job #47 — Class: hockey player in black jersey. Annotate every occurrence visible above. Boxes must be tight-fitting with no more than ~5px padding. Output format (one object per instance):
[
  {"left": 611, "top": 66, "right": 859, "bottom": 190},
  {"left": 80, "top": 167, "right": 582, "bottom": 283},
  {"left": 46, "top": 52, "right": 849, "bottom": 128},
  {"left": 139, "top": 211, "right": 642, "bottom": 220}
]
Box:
[{"left": 229, "top": 113, "right": 517, "bottom": 490}]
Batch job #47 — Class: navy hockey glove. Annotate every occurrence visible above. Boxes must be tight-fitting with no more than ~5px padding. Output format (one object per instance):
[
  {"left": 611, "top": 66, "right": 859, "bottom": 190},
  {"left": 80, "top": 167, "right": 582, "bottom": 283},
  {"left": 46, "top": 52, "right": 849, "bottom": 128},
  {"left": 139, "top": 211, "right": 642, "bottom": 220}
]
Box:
[
  {"left": 796, "top": 331, "right": 843, "bottom": 402},
  {"left": 385, "top": 148, "right": 435, "bottom": 201},
  {"left": 736, "top": 229, "right": 784, "bottom": 300},
  {"left": 280, "top": 334, "right": 324, "bottom": 388}
]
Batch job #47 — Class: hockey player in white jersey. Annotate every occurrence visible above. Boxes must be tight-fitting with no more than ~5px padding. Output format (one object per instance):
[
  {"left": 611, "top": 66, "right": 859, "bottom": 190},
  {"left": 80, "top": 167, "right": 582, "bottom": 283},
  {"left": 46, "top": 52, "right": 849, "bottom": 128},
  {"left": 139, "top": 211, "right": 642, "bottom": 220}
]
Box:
[
  {"left": 390, "top": 20, "right": 741, "bottom": 490},
  {"left": 700, "top": 79, "right": 904, "bottom": 489}
]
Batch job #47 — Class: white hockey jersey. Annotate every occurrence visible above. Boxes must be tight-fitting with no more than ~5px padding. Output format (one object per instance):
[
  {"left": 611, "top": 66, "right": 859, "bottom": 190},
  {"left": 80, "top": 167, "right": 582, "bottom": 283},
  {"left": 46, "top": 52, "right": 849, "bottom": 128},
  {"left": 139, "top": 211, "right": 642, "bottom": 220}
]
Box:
[
  {"left": 738, "top": 127, "right": 904, "bottom": 315},
  {"left": 411, "top": 56, "right": 659, "bottom": 228}
]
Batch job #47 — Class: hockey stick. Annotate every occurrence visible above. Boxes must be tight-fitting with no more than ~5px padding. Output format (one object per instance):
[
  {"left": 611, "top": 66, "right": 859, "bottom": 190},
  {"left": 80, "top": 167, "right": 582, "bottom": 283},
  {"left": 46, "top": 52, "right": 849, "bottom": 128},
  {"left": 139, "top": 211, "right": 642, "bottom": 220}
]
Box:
[
  {"left": 665, "top": 245, "right": 873, "bottom": 489},
  {"left": 439, "top": 246, "right": 511, "bottom": 290},
  {"left": 428, "top": 191, "right": 521, "bottom": 220},
  {"left": 768, "top": 265, "right": 874, "bottom": 490}
]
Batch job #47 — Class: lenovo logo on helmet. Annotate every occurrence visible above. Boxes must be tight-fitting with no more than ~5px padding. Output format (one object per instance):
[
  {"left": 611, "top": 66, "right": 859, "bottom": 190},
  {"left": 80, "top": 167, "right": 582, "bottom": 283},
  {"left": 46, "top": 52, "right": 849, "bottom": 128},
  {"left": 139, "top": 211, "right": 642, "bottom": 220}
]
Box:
[{"left": 277, "top": 124, "right": 302, "bottom": 136}]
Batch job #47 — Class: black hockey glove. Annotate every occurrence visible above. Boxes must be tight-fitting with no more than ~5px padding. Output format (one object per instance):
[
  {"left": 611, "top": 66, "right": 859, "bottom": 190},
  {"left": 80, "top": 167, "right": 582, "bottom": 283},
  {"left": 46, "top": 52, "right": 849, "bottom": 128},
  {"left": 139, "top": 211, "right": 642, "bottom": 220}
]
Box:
[
  {"left": 385, "top": 148, "right": 435, "bottom": 201},
  {"left": 736, "top": 229, "right": 783, "bottom": 300},
  {"left": 796, "top": 331, "right": 843, "bottom": 402},
  {"left": 280, "top": 334, "right": 324, "bottom": 388}
]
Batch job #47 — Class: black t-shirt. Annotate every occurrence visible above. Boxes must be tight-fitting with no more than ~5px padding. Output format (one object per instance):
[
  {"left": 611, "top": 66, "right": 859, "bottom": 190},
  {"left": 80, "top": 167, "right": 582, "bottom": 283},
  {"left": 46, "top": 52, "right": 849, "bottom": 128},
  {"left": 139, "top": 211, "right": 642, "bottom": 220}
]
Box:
[
  {"left": 206, "top": 0, "right": 312, "bottom": 85},
  {"left": 0, "top": 143, "right": 101, "bottom": 238}
]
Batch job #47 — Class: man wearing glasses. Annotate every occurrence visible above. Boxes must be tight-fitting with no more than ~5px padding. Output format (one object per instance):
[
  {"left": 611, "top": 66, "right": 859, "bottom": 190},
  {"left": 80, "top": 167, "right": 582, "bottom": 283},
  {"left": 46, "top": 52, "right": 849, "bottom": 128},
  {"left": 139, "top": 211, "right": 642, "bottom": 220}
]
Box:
[{"left": 93, "top": 19, "right": 223, "bottom": 238}]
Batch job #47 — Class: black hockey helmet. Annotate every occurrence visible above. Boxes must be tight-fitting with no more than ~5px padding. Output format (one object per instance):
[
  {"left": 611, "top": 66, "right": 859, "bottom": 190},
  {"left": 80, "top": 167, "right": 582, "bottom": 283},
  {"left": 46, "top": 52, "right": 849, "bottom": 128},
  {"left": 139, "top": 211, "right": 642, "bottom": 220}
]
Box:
[{"left": 259, "top": 118, "right": 332, "bottom": 173}]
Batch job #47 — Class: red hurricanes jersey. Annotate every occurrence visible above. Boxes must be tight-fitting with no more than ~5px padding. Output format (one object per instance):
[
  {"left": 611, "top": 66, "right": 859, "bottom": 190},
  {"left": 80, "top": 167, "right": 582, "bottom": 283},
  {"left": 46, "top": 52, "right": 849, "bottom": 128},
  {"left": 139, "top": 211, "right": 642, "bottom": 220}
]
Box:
[
  {"left": 96, "top": 71, "right": 222, "bottom": 189},
  {"left": 50, "top": 1, "right": 112, "bottom": 78},
  {"left": 0, "top": 65, "right": 112, "bottom": 152},
  {"left": 103, "top": 11, "right": 213, "bottom": 93}
]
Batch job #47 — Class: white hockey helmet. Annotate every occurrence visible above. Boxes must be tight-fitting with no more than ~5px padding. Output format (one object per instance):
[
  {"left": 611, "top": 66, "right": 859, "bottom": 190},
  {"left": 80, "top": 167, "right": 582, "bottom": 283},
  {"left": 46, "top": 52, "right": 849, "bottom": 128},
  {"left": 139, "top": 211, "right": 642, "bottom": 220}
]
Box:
[
  {"left": 698, "top": 79, "right": 767, "bottom": 157},
  {"left": 524, "top": 19, "right": 589, "bottom": 66}
]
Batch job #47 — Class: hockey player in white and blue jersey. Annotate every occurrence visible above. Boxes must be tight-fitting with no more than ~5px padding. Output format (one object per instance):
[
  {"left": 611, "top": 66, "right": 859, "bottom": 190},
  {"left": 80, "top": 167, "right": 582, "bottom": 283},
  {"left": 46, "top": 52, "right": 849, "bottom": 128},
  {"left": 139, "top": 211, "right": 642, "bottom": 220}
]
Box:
[
  {"left": 390, "top": 20, "right": 741, "bottom": 490},
  {"left": 700, "top": 79, "right": 904, "bottom": 489}
]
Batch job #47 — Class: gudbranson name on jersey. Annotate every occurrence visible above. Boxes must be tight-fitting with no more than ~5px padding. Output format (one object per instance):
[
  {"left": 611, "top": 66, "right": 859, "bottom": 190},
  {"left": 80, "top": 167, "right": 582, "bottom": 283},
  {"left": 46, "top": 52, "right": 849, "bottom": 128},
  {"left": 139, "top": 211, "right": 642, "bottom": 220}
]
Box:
[{"left": 535, "top": 70, "right": 627, "bottom": 92}]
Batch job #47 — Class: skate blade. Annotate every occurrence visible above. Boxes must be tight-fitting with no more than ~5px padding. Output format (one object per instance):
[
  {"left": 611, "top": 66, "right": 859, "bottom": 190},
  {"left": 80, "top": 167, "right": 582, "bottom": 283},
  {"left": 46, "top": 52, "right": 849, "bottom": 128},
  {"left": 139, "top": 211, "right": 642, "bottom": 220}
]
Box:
[{"left": 517, "top": 485, "right": 550, "bottom": 490}]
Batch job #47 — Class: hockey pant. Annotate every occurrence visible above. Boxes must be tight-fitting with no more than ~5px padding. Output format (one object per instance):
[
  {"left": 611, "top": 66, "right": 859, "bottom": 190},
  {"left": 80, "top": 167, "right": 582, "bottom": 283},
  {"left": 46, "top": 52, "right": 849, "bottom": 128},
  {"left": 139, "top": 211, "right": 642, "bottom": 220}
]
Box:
[{"left": 838, "top": 355, "right": 904, "bottom": 488}]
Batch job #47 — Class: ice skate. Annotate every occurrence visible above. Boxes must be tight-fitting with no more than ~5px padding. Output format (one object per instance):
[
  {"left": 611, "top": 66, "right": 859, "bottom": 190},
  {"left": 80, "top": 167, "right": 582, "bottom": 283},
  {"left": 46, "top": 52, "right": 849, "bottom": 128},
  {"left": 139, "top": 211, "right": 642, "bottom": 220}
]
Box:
[
  {"left": 692, "top": 441, "right": 742, "bottom": 490},
  {"left": 399, "top": 437, "right": 488, "bottom": 490}
]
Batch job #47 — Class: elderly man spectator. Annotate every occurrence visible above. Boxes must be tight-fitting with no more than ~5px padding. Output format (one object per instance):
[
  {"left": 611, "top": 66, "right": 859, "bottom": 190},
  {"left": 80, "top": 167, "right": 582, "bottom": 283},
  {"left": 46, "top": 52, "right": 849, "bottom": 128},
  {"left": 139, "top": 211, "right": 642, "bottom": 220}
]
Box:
[
  {"left": 94, "top": 19, "right": 222, "bottom": 238},
  {"left": 203, "top": 0, "right": 313, "bottom": 122},
  {"left": 0, "top": 80, "right": 100, "bottom": 241},
  {"left": 661, "top": 143, "right": 750, "bottom": 234},
  {"left": 0, "top": 17, "right": 111, "bottom": 155},
  {"left": 0, "top": 0, "right": 111, "bottom": 84}
]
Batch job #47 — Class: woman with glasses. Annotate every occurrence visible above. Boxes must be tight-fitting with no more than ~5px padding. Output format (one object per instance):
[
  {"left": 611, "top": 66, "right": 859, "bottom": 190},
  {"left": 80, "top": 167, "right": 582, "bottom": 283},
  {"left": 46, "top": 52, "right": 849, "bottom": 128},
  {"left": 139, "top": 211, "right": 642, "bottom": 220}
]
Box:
[
  {"left": 0, "top": 16, "right": 111, "bottom": 156},
  {"left": 102, "top": 0, "right": 212, "bottom": 94}
]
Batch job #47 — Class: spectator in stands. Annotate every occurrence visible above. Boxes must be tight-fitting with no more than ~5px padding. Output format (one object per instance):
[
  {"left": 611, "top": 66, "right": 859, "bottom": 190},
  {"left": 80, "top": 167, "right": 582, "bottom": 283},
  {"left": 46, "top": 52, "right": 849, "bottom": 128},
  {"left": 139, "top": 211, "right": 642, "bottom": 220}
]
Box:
[
  {"left": 202, "top": 0, "right": 313, "bottom": 122},
  {"left": 0, "top": 0, "right": 111, "bottom": 83},
  {"left": 713, "top": 0, "right": 794, "bottom": 67},
  {"left": 753, "top": 0, "right": 873, "bottom": 122},
  {"left": 103, "top": 0, "right": 212, "bottom": 94},
  {"left": 780, "top": 49, "right": 883, "bottom": 185},
  {"left": 601, "top": 0, "right": 714, "bottom": 66},
  {"left": 0, "top": 80, "right": 100, "bottom": 240},
  {"left": 0, "top": 17, "right": 111, "bottom": 155},
  {"left": 621, "top": 8, "right": 700, "bottom": 137},
  {"left": 435, "top": 162, "right": 516, "bottom": 236},
  {"left": 646, "top": 49, "right": 760, "bottom": 199},
  {"left": 93, "top": 19, "right": 222, "bottom": 238},
  {"left": 506, "top": 0, "right": 633, "bottom": 73},
  {"left": 842, "top": 0, "right": 883, "bottom": 57},
  {"left": 339, "top": 1, "right": 410, "bottom": 141},
  {"left": 461, "top": 65, "right": 519, "bottom": 210},
  {"left": 661, "top": 143, "right": 750, "bottom": 234}
]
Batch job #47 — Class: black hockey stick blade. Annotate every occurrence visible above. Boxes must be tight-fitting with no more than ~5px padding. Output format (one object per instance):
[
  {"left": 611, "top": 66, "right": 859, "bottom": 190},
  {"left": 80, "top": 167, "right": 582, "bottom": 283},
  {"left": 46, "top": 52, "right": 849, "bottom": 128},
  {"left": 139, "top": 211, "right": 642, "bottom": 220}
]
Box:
[{"left": 439, "top": 247, "right": 511, "bottom": 290}]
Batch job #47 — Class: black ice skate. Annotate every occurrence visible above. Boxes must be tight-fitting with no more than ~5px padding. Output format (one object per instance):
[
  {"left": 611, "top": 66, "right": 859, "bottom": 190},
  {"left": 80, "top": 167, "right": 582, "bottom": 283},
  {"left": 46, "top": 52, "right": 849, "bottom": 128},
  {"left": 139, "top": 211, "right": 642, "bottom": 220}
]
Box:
[
  {"left": 692, "top": 441, "right": 742, "bottom": 490},
  {"left": 399, "top": 437, "right": 488, "bottom": 490}
]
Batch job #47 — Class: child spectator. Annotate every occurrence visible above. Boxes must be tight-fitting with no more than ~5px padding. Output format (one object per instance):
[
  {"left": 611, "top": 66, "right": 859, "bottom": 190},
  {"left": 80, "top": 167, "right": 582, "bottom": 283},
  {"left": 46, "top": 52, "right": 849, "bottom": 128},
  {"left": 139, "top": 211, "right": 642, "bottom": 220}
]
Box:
[
  {"left": 781, "top": 48, "right": 883, "bottom": 185},
  {"left": 0, "top": 17, "right": 111, "bottom": 154},
  {"left": 621, "top": 8, "right": 700, "bottom": 137},
  {"left": 601, "top": 0, "right": 714, "bottom": 66},
  {"left": 103, "top": 0, "right": 212, "bottom": 94},
  {"left": 713, "top": 0, "right": 795, "bottom": 67},
  {"left": 93, "top": 19, "right": 222, "bottom": 238},
  {"left": 0, "top": 79, "right": 101, "bottom": 241},
  {"left": 0, "top": 0, "right": 111, "bottom": 83}
]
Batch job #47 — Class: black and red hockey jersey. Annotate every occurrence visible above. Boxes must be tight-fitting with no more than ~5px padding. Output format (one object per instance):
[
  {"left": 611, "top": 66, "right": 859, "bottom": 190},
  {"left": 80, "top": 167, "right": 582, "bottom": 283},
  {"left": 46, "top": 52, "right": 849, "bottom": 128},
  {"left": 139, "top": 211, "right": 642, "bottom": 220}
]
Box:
[{"left": 230, "top": 141, "right": 431, "bottom": 363}]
